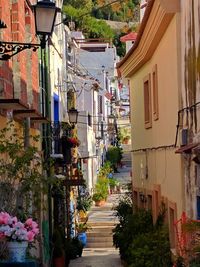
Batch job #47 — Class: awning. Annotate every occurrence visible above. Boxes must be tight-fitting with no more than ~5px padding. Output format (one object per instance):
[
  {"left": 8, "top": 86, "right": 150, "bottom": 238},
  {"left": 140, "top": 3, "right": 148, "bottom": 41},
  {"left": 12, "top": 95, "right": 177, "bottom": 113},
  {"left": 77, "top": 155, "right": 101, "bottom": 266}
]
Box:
[{"left": 175, "top": 143, "right": 200, "bottom": 154}]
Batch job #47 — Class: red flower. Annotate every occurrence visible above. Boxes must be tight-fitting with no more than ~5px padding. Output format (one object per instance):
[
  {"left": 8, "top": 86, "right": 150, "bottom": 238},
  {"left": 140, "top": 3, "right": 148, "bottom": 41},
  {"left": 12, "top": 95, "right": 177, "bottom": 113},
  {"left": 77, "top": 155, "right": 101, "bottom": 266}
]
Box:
[{"left": 67, "top": 137, "right": 80, "bottom": 147}]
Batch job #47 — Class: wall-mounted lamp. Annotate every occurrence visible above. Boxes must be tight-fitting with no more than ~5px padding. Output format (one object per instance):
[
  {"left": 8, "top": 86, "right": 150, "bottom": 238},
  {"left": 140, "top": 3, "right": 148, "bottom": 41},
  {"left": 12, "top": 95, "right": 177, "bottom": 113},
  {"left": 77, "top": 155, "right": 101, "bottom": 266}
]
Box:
[
  {"left": 108, "top": 114, "right": 115, "bottom": 124},
  {"left": 68, "top": 107, "right": 79, "bottom": 128},
  {"left": 0, "top": 0, "right": 60, "bottom": 60},
  {"left": 33, "top": 0, "right": 60, "bottom": 48}
]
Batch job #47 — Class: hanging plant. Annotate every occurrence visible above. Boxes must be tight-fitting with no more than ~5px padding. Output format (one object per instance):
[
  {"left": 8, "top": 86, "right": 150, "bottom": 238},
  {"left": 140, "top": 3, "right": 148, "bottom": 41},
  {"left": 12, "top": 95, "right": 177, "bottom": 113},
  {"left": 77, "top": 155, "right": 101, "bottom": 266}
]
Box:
[{"left": 66, "top": 137, "right": 80, "bottom": 148}]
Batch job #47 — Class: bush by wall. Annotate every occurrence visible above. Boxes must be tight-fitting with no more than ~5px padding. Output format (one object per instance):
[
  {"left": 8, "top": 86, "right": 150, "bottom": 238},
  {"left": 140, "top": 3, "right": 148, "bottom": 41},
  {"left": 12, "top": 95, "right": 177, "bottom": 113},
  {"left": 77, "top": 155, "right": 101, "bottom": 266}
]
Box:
[{"left": 113, "top": 197, "right": 172, "bottom": 267}]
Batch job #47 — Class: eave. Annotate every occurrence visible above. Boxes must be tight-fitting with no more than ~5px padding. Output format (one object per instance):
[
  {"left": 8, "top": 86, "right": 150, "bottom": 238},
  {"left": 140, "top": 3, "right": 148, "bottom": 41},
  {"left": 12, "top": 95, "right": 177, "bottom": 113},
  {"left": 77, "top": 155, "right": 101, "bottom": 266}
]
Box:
[{"left": 117, "top": 0, "right": 180, "bottom": 78}]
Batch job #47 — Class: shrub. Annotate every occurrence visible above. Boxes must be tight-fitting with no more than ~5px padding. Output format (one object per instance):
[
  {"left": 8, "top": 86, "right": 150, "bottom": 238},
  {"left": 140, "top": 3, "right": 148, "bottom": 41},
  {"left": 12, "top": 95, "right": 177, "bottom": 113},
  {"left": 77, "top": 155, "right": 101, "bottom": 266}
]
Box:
[
  {"left": 106, "top": 146, "right": 122, "bottom": 171},
  {"left": 113, "top": 199, "right": 172, "bottom": 267}
]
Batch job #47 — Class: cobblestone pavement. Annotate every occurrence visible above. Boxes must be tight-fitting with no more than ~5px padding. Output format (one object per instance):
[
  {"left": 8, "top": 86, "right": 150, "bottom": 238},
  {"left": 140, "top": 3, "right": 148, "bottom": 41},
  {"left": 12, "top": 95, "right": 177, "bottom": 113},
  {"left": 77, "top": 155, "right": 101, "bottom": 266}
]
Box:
[{"left": 69, "top": 248, "right": 122, "bottom": 267}]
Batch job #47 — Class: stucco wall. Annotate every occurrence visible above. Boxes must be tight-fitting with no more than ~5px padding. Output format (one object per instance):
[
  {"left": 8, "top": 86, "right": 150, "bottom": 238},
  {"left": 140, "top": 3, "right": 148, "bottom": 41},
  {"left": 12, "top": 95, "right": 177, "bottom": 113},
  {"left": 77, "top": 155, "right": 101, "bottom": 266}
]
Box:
[
  {"left": 130, "top": 15, "right": 183, "bottom": 217},
  {"left": 180, "top": 0, "right": 200, "bottom": 219}
]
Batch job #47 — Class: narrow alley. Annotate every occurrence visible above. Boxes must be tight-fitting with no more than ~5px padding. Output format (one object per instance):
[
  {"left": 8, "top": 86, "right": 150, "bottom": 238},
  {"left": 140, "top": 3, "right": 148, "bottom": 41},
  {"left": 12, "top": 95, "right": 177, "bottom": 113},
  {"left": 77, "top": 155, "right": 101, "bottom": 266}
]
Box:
[
  {"left": 69, "top": 146, "right": 132, "bottom": 267},
  {"left": 69, "top": 195, "right": 121, "bottom": 267}
]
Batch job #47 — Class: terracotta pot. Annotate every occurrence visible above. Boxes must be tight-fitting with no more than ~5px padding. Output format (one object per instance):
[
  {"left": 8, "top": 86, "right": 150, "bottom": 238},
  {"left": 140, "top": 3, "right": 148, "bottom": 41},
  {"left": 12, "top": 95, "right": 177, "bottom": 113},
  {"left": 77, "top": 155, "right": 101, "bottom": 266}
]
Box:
[
  {"left": 95, "top": 200, "right": 106, "bottom": 207},
  {"left": 53, "top": 256, "right": 65, "bottom": 267}
]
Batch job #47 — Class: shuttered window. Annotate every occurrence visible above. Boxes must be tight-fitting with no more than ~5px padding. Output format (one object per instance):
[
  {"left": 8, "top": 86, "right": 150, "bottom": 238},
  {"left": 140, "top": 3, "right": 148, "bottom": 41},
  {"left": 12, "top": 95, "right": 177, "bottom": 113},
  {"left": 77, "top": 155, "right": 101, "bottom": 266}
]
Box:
[
  {"left": 152, "top": 64, "right": 159, "bottom": 120},
  {"left": 143, "top": 74, "right": 152, "bottom": 129}
]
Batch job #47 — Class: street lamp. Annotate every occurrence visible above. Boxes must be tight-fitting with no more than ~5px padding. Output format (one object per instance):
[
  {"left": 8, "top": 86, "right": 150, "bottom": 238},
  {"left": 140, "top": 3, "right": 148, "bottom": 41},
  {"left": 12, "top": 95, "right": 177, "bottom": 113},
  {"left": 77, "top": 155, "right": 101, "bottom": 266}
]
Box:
[
  {"left": 68, "top": 108, "right": 79, "bottom": 128},
  {"left": 33, "top": 0, "right": 59, "bottom": 48},
  {"left": 0, "top": 0, "right": 60, "bottom": 60},
  {"left": 108, "top": 114, "right": 115, "bottom": 124}
]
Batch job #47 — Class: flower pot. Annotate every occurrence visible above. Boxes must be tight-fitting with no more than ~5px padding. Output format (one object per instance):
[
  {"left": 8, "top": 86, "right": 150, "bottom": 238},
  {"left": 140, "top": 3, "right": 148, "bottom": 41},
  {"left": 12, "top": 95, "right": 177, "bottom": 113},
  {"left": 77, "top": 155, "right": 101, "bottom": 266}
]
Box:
[
  {"left": 53, "top": 256, "right": 65, "bottom": 267},
  {"left": 95, "top": 200, "right": 106, "bottom": 207},
  {"left": 77, "top": 232, "right": 87, "bottom": 247},
  {"left": 7, "top": 241, "right": 28, "bottom": 262}
]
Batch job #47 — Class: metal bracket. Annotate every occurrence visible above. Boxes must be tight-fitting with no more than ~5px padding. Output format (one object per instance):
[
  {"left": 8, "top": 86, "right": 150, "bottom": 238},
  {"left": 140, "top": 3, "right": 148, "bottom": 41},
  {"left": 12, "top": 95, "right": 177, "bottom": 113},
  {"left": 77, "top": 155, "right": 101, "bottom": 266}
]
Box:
[{"left": 0, "top": 41, "right": 41, "bottom": 60}]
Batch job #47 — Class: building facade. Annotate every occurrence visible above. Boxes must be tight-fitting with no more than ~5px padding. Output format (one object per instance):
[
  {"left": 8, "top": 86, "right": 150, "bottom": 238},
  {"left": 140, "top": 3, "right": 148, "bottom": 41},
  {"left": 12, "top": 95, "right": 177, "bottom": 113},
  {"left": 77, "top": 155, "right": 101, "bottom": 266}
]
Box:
[{"left": 118, "top": 0, "right": 182, "bottom": 250}]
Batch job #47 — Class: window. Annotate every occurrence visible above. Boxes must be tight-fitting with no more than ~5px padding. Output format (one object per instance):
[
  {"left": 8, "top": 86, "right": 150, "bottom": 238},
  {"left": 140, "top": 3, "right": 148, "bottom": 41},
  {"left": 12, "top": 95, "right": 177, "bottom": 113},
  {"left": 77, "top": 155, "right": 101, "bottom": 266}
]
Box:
[
  {"left": 143, "top": 74, "right": 152, "bottom": 128},
  {"left": 152, "top": 64, "right": 159, "bottom": 120},
  {"left": 88, "top": 114, "right": 92, "bottom": 127},
  {"left": 98, "top": 95, "right": 103, "bottom": 114}
]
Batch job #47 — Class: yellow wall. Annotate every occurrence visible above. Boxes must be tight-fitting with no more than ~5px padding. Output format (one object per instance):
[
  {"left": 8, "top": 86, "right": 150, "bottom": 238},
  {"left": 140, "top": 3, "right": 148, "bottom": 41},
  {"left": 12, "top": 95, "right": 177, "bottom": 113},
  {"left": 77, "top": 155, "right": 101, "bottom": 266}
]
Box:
[
  {"left": 130, "top": 15, "right": 183, "bottom": 218},
  {"left": 0, "top": 115, "right": 42, "bottom": 150}
]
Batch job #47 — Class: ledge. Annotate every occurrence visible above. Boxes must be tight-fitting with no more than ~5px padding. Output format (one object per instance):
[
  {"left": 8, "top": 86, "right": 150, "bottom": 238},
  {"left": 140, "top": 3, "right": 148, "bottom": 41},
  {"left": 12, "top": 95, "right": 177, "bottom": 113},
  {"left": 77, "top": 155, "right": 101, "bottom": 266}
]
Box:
[
  {"left": 118, "top": 0, "right": 180, "bottom": 77},
  {"left": 0, "top": 98, "right": 29, "bottom": 110},
  {"left": 175, "top": 143, "right": 199, "bottom": 154}
]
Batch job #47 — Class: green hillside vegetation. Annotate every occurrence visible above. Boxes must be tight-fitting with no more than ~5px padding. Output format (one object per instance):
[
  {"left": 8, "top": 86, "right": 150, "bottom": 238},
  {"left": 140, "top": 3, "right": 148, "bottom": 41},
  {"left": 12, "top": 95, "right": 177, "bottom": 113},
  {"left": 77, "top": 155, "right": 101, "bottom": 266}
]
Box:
[{"left": 63, "top": 0, "right": 140, "bottom": 57}]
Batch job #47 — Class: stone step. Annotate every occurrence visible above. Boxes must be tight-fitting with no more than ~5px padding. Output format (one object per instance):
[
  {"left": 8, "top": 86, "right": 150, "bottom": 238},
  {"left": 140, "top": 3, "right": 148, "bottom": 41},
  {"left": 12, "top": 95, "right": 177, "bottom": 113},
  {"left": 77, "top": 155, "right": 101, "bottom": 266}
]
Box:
[
  {"left": 87, "top": 236, "right": 113, "bottom": 242},
  {"left": 90, "top": 207, "right": 113, "bottom": 212},
  {"left": 86, "top": 241, "right": 114, "bottom": 248},
  {"left": 88, "top": 228, "right": 113, "bottom": 233},
  {"left": 88, "top": 222, "right": 116, "bottom": 227},
  {"left": 87, "top": 231, "right": 113, "bottom": 238}
]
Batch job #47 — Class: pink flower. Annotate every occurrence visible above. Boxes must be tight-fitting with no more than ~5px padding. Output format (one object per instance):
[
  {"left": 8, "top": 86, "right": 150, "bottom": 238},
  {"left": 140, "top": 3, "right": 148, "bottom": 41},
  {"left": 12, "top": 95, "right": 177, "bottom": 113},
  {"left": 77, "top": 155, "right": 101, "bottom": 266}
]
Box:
[
  {"left": 32, "top": 227, "right": 39, "bottom": 235},
  {"left": 25, "top": 218, "right": 34, "bottom": 227},
  {"left": 27, "top": 231, "right": 35, "bottom": 242},
  {"left": 0, "top": 212, "right": 12, "bottom": 225},
  {"left": 12, "top": 217, "right": 18, "bottom": 224},
  {"left": 0, "top": 213, "right": 39, "bottom": 242}
]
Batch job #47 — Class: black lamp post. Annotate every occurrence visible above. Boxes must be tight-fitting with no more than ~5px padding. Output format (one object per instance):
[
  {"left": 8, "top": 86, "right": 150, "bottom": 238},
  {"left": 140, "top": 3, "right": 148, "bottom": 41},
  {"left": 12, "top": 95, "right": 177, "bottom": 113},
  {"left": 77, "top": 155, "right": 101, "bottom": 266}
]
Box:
[
  {"left": 0, "top": 0, "right": 60, "bottom": 60},
  {"left": 68, "top": 107, "right": 79, "bottom": 128}
]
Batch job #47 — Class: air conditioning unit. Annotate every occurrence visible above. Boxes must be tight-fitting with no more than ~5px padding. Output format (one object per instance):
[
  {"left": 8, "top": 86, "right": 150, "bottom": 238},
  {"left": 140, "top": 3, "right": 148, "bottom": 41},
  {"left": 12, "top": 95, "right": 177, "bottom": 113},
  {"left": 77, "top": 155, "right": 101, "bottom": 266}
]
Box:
[{"left": 180, "top": 128, "right": 188, "bottom": 146}]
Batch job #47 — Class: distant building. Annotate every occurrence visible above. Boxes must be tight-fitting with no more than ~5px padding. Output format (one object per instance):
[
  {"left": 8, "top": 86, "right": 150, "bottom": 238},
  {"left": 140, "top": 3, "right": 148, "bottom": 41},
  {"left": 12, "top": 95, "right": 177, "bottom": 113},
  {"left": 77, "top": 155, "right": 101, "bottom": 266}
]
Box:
[{"left": 120, "top": 32, "right": 137, "bottom": 53}]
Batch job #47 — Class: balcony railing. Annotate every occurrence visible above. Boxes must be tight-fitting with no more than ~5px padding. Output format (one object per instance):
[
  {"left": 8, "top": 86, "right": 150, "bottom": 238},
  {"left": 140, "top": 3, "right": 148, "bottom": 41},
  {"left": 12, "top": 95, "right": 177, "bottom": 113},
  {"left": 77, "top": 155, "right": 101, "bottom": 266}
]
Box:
[{"left": 51, "top": 122, "right": 71, "bottom": 154}]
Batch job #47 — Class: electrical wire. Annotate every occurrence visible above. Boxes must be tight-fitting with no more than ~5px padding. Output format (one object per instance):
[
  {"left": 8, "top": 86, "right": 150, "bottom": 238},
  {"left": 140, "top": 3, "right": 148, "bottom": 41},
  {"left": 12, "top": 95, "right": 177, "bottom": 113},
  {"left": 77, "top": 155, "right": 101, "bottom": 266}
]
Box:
[
  {"left": 77, "top": 121, "right": 130, "bottom": 126},
  {"left": 131, "top": 144, "right": 176, "bottom": 153},
  {"left": 174, "top": 101, "right": 200, "bottom": 146}
]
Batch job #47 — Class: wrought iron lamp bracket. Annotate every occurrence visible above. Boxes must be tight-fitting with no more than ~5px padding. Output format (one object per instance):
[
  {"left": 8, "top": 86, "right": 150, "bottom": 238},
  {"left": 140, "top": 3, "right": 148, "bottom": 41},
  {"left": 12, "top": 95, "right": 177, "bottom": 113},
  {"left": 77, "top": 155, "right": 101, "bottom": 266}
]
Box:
[{"left": 0, "top": 41, "right": 41, "bottom": 60}]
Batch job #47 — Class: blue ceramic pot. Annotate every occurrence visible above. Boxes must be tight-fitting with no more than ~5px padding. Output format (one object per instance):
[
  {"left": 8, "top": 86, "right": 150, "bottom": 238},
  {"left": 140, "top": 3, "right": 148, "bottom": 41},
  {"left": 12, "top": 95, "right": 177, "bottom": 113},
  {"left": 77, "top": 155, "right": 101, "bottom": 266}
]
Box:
[
  {"left": 7, "top": 241, "right": 28, "bottom": 262},
  {"left": 77, "top": 232, "right": 87, "bottom": 247}
]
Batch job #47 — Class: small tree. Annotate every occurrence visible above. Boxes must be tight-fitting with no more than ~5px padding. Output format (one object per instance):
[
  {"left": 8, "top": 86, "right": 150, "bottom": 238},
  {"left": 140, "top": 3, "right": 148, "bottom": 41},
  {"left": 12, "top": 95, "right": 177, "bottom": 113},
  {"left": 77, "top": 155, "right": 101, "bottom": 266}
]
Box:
[{"left": 0, "top": 122, "right": 47, "bottom": 219}]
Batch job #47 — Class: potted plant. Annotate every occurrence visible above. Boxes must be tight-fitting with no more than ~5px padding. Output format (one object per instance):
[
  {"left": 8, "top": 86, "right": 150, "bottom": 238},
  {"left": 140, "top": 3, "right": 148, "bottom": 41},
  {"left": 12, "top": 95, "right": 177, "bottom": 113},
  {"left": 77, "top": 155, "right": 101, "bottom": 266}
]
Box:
[
  {"left": 76, "top": 220, "right": 90, "bottom": 247},
  {"left": 118, "top": 127, "right": 131, "bottom": 144},
  {"left": 65, "top": 237, "right": 83, "bottom": 263},
  {"left": 66, "top": 137, "right": 80, "bottom": 148},
  {"left": 92, "top": 192, "right": 106, "bottom": 206},
  {"left": 92, "top": 178, "right": 109, "bottom": 206},
  {"left": 108, "top": 178, "right": 119, "bottom": 194},
  {"left": 77, "top": 192, "right": 92, "bottom": 218},
  {"left": 0, "top": 212, "right": 39, "bottom": 262},
  {"left": 52, "top": 227, "right": 65, "bottom": 267}
]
